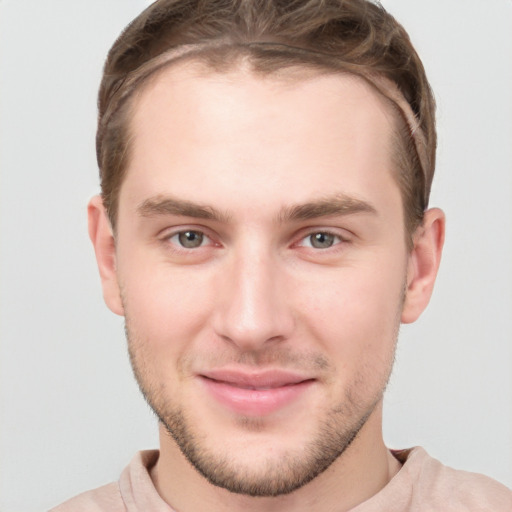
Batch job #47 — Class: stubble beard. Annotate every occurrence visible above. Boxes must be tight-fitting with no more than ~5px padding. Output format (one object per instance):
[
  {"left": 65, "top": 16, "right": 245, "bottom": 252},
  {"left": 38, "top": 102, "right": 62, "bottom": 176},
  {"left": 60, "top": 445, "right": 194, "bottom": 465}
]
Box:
[
  {"left": 156, "top": 396, "right": 377, "bottom": 497},
  {"left": 125, "top": 323, "right": 399, "bottom": 498}
]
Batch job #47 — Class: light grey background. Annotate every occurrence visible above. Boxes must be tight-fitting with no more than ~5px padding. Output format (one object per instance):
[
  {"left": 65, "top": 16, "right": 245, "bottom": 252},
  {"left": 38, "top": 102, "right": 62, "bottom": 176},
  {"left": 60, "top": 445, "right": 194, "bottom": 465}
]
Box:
[{"left": 1, "top": 1, "right": 511, "bottom": 510}]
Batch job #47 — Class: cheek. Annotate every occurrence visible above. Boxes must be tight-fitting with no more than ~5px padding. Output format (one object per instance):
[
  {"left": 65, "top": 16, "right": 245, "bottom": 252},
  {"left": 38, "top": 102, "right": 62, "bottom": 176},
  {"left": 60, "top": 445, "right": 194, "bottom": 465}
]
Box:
[
  {"left": 295, "top": 260, "right": 405, "bottom": 362},
  {"left": 117, "top": 250, "right": 217, "bottom": 352},
  {"left": 121, "top": 266, "right": 219, "bottom": 398}
]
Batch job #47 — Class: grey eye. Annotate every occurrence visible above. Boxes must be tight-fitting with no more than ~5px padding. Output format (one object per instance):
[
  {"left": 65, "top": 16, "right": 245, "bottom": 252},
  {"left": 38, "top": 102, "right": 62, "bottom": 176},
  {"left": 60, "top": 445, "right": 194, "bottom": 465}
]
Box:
[
  {"left": 309, "top": 232, "right": 336, "bottom": 249},
  {"left": 177, "top": 230, "right": 204, "bottom": 248}
]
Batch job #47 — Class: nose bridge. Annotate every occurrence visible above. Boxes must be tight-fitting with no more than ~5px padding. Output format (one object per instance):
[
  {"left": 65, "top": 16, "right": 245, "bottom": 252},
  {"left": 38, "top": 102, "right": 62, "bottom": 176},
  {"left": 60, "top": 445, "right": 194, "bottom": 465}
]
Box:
[{"left": 213, "top": 238, "right": 293, "bottom": 350}]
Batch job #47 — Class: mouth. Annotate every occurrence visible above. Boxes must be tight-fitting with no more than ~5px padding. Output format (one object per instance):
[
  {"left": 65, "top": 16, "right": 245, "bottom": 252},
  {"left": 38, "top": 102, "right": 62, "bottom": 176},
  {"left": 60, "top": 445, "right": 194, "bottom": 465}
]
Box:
[{"left": 199, "top": 369, "right": 315, "bottom": 416}]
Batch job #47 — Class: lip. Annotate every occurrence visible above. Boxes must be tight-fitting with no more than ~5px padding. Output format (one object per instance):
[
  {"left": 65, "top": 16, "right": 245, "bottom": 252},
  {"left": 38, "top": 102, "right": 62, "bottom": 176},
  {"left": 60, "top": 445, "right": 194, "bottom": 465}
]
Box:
[{"left": 199, "top": 369, "right": 315, "bottom": 416}]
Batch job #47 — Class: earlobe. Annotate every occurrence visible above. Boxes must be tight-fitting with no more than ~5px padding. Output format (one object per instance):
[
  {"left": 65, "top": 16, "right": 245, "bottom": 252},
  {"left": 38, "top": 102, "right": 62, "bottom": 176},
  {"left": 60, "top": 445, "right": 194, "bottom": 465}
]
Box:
[
  {"left": 88, "top": 196, "right": 124, "bottom": 316},
  {"left": 401, "top": 208, "right": 445, "bottom": 324}
]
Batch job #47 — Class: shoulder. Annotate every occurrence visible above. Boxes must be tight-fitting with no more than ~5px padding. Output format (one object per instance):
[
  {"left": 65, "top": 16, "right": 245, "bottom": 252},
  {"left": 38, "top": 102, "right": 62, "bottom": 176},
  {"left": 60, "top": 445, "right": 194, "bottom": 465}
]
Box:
[
  {"left": 48, "top": 482, "right": 125, "bottom": 512},
  {"left": 397, "top": 447, "right": 512, "bottom": 511},
  {"left": 48, "top": 450, "right": 161, "bottom": 512}
]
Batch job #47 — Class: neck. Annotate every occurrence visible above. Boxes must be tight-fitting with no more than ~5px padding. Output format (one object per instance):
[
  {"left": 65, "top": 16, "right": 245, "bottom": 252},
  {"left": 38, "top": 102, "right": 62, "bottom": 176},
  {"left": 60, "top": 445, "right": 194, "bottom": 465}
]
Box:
[{"left": 150, "top": 403, "right": 401, "bottom": 512}]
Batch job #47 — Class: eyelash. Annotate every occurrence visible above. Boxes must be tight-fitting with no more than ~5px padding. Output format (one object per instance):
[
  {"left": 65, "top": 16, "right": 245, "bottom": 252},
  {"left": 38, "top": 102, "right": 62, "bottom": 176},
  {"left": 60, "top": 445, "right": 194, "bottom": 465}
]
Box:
[
  {"left": 161, "top": 227, "right": 348, "bottom": 253},
  {"left": 162, "top": 228, "right": 217, "bottom": 252},
  {"left": 295, "top": 230, "right": 347, "bottom": 250}
]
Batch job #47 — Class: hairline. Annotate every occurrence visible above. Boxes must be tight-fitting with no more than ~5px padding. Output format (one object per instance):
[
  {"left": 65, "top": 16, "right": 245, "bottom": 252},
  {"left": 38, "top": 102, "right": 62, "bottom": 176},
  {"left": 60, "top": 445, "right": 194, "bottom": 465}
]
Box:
[{"left": 107, "top": 50, "right": 423, "bottom": 247}]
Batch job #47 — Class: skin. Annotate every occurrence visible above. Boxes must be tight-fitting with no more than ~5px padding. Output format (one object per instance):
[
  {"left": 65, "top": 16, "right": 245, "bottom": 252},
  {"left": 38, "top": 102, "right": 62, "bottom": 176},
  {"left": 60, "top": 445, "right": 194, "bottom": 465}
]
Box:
[{"left": 89, "top": 62, "right": 444, "bottom": 512}]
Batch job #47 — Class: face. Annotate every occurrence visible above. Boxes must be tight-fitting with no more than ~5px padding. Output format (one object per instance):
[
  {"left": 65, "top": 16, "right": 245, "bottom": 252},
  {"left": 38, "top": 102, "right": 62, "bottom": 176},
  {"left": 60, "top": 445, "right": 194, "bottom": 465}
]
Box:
[{"left": 104, "top": 64, "right": 415, "bottom": 496}]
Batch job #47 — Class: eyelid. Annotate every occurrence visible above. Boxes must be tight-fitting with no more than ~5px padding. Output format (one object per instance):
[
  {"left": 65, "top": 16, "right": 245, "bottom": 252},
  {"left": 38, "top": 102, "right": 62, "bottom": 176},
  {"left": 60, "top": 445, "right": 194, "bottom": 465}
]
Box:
[
  {"left": 159, "top": 225, "right": 220, "bottom": 249},
  {"left": 170, "top": 230, "right": 207, "bottom": 248},
  {"left": 293, "top": 227, "right": 351, "bottom": 246}
]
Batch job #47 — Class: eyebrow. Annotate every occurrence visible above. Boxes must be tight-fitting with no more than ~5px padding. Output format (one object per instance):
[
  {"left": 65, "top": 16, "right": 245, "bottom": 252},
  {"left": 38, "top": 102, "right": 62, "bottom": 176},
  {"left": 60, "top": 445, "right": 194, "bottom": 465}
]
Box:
[
  {"left": 137, "top": 193, "right": 377, "bottom": 224},
  {"left": 138, "top": 196, "right": 231, "bottom": 223},
  {"left": 277, "top": 195, "right": 377, "bottom": 223}
]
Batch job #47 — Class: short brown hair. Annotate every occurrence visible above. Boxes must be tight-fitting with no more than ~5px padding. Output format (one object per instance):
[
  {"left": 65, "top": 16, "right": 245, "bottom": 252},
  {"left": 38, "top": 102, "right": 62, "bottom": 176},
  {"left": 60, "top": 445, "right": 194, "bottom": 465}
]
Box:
[{"left": 97, "top": 0, "right": 436, "bottom": 237}]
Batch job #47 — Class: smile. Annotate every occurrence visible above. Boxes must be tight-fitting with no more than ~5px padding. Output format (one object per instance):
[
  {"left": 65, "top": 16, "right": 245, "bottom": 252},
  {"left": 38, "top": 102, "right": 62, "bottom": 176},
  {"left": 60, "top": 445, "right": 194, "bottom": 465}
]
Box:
[{"left": 199, "top": 369, "right": 315, "bottom": 416}]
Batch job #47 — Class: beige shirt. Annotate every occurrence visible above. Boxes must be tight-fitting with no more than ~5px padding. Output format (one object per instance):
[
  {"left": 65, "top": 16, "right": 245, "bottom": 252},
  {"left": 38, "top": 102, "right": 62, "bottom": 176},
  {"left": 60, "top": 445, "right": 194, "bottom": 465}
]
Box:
[{"left": 50, "top": 448, "right": 512, "bottom": 511}]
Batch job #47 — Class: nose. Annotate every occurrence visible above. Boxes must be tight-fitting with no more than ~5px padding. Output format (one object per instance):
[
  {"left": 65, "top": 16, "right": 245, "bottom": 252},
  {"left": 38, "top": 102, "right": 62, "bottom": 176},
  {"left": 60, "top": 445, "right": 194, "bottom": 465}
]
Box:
[{"left": 212, "top": 247, "right": 295, "bottom": 352}]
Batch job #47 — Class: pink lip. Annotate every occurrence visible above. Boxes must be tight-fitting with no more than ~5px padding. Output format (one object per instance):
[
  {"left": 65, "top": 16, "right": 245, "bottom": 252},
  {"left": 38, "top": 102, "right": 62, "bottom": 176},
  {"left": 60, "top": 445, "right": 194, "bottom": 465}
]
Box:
[{"left": 199, "top": 369, "right": 315, "bottom": 416}]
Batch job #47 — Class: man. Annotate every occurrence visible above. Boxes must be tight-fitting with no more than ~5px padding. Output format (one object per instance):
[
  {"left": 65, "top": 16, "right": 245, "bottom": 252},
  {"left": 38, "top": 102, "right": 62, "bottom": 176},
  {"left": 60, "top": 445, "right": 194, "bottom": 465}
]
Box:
[{"left": 51, "top": 0, "right": 512, "bottom": 510}]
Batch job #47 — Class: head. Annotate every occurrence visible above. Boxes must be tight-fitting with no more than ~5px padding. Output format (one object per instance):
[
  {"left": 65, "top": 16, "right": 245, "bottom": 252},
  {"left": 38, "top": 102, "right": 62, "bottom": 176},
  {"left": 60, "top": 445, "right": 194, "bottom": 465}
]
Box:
[
  {"left": 97, "top": 0, "right": 436, "bottom": 242},
  {"left": 89, "top": 0, "right": 444, "bottom": 500}
]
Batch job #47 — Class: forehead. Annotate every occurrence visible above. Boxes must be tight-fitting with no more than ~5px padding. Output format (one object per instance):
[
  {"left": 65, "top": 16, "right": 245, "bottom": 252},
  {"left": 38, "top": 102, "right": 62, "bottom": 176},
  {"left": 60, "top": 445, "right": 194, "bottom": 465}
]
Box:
[
  {"left": 130, "top": 60, "right": 396, "bottom": 141},
  {"left": 122, "top": 61, "right": 399, "bottom": 215}
]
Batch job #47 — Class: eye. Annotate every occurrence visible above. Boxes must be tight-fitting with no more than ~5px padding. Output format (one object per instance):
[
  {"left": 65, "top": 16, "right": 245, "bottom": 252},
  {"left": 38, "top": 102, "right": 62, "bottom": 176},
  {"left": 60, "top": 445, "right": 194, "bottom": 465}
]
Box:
[
  {"left": 299, "top": 231, "right": 342, "bottom": 249},
  {"left": 169, "top": 230, "right": 208, "bottom": 249}
]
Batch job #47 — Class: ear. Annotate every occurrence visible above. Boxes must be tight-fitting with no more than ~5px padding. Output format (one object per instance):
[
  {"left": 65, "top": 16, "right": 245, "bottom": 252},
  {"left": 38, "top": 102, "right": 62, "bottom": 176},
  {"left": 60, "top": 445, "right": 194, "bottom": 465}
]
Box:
[
  {"left": 88, "top": 195, "right": 124, "bottom": 316},
  {"left": 401, "top": 208, "right": 445, "bottom": 324}
]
